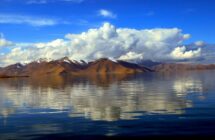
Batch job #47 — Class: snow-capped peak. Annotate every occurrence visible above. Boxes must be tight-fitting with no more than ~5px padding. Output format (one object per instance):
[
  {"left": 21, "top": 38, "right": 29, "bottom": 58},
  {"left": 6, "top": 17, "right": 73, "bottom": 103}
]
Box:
[
  {"left": 16, "top": 63, "right": 23, "bottom": 69},
  {"left": 36, "top": 58, "right": 52, "bottom": 63},
  {"left": 63, "top": 59, "right": 71, "bottom": 64}
]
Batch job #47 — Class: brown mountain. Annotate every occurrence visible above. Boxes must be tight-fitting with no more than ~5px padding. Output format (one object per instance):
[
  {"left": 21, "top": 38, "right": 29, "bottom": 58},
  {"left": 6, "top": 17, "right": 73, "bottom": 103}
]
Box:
[
  {"left": 0, "top": 63, "right": 26, "bottom": 78},
  {"left": 74, "top": 58, "right": 152, "bottom": 75},
  {"left": 0, "top": 58, "right": 152, "bottom": 78},
  {"left": 153, "top": 63, "right": 215, "bottom": 72}
]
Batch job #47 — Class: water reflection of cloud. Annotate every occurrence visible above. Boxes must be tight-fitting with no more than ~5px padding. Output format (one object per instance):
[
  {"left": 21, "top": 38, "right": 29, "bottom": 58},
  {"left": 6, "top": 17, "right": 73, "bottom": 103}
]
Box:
[
  {"left": 173, "top": 79, "right": 203, "bottom": 97},
  {"left": 0, "top": 72, "right": 209, "bottom": 121}
]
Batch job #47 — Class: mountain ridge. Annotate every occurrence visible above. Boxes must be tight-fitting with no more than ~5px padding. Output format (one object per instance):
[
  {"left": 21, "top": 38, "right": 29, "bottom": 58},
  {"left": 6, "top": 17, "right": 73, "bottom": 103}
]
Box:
[{"left": 0, "top": 57, "right": 152, "bottom": 78}]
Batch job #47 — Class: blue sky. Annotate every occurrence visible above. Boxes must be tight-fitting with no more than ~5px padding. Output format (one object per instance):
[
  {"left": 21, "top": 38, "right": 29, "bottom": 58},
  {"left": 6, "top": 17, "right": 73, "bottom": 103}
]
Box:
[
  {"left": 0, "top": 0, "right": 215, "bottom": 66},
  {"left": 0, "top": 0, "right": 214, "bottom": 43}
]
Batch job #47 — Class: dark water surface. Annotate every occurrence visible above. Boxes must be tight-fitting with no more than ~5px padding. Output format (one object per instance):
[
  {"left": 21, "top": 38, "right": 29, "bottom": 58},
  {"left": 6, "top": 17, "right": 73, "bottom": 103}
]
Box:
[{"left": 1, "top": 71, "right": 215, "bottom": 139}]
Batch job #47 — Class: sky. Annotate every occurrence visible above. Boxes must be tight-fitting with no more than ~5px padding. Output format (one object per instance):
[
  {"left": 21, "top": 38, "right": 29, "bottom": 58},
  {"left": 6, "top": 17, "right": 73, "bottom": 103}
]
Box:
[{"left": 0, "top": 0, "right": 215, "bottom": 66}]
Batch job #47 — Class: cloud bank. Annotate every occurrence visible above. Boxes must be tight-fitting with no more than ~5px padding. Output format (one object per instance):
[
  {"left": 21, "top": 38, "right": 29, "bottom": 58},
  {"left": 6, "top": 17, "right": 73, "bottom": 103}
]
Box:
[{"left": 0, "top": 22, "right": 202, "bottom": 66}]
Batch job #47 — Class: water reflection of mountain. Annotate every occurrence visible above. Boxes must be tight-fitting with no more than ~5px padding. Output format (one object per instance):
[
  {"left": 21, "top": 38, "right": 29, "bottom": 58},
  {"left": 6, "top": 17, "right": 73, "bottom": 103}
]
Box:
[{"left": 0, "top": 71, "right": 213, "bottom": 121}]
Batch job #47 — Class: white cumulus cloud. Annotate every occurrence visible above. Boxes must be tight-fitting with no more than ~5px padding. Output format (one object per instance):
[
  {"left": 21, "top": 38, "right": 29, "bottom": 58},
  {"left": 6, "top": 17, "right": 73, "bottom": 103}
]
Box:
[
  {"left": 0, "top": 22, "right": 202, "bottom": 66},
  {"left": 98, "top": 9, "right": 117, "bottom": 18},
  {"left": 170, "top": 46, "right": 201, "bottom": 60},
  {"left": 118, "top": 52, "right": 144, "bottom": 61},
  {"left": 0, "top": 34, "right": 13, "bottom": 47},
  {"left": 194, "top": 41, "right": 205, "bottom": 47}
]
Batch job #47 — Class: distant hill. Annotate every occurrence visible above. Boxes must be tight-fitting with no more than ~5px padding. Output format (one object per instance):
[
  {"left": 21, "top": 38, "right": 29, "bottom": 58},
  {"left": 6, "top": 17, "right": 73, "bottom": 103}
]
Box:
[
  {"left": 0, "top": 57, "right": 152, "bottom": 78},
  {"left": 153, "top": 63, "right": 215, "bottom": 72},
  {"left": 136, "top": 60, "right": 162, "bottom": 67}
]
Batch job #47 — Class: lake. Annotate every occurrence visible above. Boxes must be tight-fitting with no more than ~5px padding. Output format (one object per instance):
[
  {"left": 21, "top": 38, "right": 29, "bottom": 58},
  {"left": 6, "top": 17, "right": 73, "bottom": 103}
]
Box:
[{"left": 1, "top": 71, "right": 215, "bottom": 139}]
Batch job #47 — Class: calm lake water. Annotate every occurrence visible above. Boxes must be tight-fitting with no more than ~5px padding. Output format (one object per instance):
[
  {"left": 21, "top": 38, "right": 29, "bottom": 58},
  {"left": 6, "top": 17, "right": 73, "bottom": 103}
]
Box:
[{"left": 1, "top": 71, "right": 215, "bottom": 139}]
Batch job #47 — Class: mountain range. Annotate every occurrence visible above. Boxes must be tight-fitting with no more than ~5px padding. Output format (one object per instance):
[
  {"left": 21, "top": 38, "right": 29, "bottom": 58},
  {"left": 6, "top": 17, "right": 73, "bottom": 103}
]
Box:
[
  {"left": 0, "top": 57, "right": 152, "bottom": 78},
  {"left": 0, "top": 57, "right": 215, "bottom": 78}
]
